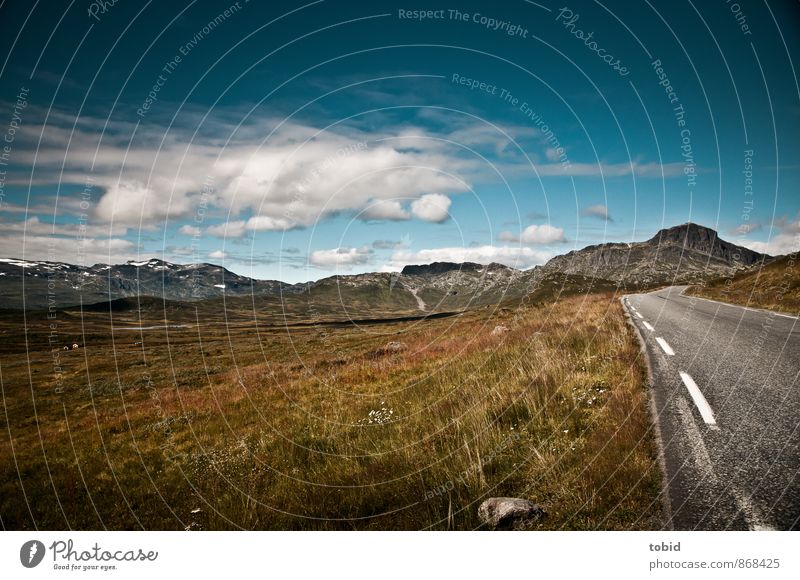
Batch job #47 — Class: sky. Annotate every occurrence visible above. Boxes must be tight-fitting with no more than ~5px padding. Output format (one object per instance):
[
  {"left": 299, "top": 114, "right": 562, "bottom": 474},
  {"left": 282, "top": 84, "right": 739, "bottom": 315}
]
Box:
[{"left": 0, "top": 0, "right": 798, "bottom": 283}]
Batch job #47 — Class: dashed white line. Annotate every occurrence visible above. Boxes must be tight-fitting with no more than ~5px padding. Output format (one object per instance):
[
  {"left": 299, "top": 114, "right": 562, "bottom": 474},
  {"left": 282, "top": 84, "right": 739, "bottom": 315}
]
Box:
[
  {"left": 679, "top": 371, "right": 717, "bottom": 428},
  {"left": 655, "top": 337, "right": 675, "bottom": 355},
  {"left": 634, "top": 312, "right": 644, "bottom": 319},
  {"left": 643, "top": 321, "right": 655, "bottom": 331}
]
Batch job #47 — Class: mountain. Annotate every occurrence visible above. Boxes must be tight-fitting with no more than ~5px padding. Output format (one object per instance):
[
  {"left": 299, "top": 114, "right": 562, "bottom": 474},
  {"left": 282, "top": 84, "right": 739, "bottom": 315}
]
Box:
[
  {"left": 294, "top": 262, "right": 528, "bottom": 317},
  {"left": 0, "top": 223, "right": 770, "bottom": 311},
  {"left": 0, "top": 258, "right": 288, "bottom": 310},
  {"left": 0, "top": 256, "right": 530, "bottom": 313},
  {"left": 398, "top": 262, "right": 527, "bottom": 310},
  {"left": 541, "top": 223, "right": 770, "bottom": 286}
]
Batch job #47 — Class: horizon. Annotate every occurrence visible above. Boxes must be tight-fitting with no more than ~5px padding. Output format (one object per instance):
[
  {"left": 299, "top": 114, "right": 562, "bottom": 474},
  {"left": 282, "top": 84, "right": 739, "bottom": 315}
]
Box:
[{"left": 0, "top": 220, "right": 776, "bottom": 283}]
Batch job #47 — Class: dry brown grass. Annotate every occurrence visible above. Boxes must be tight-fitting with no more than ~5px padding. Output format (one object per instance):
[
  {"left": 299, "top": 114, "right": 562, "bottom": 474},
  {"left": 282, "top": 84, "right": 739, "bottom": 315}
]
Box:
[
  {"left": 0, "top": 292, "right": 663, "bottom": 530},
  {"left": 685, "top": 254, "right": 800, "bottom": 314}
]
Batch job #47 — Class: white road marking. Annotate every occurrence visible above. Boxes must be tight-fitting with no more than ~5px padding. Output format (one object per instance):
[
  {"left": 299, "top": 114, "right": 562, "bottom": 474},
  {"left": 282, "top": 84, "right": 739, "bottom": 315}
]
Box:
[
  {"left": 674, "top": 397, "right": 770, "bottom": 529},
  {"left": 635, "top": 312, "right": 644, "bottom": 319},
  {"left": 752, "top": 524, "right": 776, "bottom": 531},
  {"left": 729, "top": 487, "right": 776, "bottom": 530},
  {"left": 655, "top": 337, "right": 675, "bottom": 355},
  {"left": 643, "top": 321, "right": 655, "bottom": 331},
  {"left": 679, "top": 371, "right": 717, "bottom": 427}
]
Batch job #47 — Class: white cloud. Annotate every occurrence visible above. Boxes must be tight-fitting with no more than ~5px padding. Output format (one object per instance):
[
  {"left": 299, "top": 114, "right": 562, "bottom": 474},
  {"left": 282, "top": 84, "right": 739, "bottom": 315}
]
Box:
[
  {"left": 497, "top": 224, "right": 566, "bottom": 244},
  {"left": 384, "top": 245, "right": 551, "bottom": 271},
  {"left": 0, "top": 216, "right": 128, "bottom": 237},
  {"left": 445, "top": 123, "right": 539, "bottom": 157},
  {"left": 360, "top": 200, "right": 410, "bottom": 221},
  {"left": 373, "top": 238, "right": 409, "bottom": 250},
  {"left": 166, "top": 246, "right": 194, "bottom": 256},
  {"left": 545, "top": 147, "right": 564, "bottom": 161},
  {"left": 206, "top": 220, "right": 246, "bottom": 238},
  {"left": 245, "top": 215, "right": 296, "bottom": 231},
  {"left": 0, "top": 234, "right": 139, "bottom": 265},
  {"left": 5, "top": 106, "right": 689, "bottom": 245},
  {"left": 93, "top": 179, "right": 196, "bottom": 226},
  {"left": 179, "top": 225, "right": 201, "bottom": 236},
  {"left": 205, "top": 216, "right": 297, "bottom": 238},
  {"left": 309, "top": 246, "right": 372, "bottom": 268},
  {"left": 730, "top": 223, "right": 762, "bottom": 236},
  {"left": 581, "top": 204, "right": 613, "bottom": 222},
  {"left": 411, "top": 193, "right": 451, "bottom": 223},
  {"left": 506, "top": 161, "right": 686, "bottom": 178},
  {"left": 208, "top": 250, "right": 227, "bottom": 260},
  {"left": 740, "top": 219, "right": 800, "bottom": 256},
  {"left": 741, "top": 236, "right": 798, "bottom": 256},
  {"left": 5, "top": 109, "right": 478, "bottom": 231}
]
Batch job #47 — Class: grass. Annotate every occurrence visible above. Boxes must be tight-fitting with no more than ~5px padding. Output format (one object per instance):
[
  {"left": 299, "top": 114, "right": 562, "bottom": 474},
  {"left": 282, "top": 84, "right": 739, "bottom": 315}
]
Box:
[
  {"left": 0, "top": 290, "right": 664, "bottom": 530},
  {"left": 684, "top": 253, "right": 800, "bottom": 315}
]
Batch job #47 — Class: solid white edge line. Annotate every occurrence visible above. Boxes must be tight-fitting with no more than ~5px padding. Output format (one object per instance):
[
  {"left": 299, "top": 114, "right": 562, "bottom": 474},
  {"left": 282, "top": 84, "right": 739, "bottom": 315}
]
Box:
[
  {"left": 679, "top": 288, "right": 799, "bottom": 320},
  {"left": 655, "top": 337, "right": 675, "bottom": 355},
  {"left": 643, "top": 321, "right": 655, "bottom": 331},
  {"left": 679, "top": 371, "right": 717, "bottom": 427}
]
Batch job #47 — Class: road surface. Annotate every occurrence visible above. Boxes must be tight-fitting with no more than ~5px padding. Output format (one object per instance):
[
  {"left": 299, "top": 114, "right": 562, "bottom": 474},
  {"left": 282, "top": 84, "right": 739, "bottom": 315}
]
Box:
[{"left": 623, "top": 286, "right": 800, "bottom": 530}]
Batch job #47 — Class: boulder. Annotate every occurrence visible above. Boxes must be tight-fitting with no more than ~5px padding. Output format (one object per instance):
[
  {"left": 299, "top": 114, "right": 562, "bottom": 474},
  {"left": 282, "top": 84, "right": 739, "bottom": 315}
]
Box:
[
  {"left": 383, "top": 341, "right": 407, "bottom": 352},
  {"left": 491, "top": 325, "right": 510, "bottom": 337},
  {"left": 478, "top": 497, "right": 546, "bottom": 530}
]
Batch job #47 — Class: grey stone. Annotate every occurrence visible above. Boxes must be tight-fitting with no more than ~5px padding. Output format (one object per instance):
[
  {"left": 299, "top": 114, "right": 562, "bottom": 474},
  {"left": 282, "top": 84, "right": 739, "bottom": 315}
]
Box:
[
  {"left": 478, "top": 497, "right": 546, "bottom": 530},
  {"left": 491, "top": 325, "right": 510, "bottom": 336}
]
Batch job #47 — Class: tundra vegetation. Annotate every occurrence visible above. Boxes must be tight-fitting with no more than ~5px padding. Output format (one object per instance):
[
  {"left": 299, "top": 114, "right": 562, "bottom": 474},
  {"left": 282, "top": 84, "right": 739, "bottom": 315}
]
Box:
[
  {"left": 0, "top": 288, "right": 663, "bottom": 530},
  {"left": 685, "top": 254, "right": 799, "bottom": 315}
]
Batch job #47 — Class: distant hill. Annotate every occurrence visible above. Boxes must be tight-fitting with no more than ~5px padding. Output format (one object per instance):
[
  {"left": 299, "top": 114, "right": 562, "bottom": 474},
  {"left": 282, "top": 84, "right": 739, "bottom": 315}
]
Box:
[
  {"left": 0, "top": 223, "right": 773, "bottom": 311},
  {"left": 0, "top": 257, "right": 288, "bottom": 310},
  {"left": 541, "top": 223, "right": 770, "bottom": 286},
  {"left": 684, "top": 254, "right": 799, "bottom": 314}
]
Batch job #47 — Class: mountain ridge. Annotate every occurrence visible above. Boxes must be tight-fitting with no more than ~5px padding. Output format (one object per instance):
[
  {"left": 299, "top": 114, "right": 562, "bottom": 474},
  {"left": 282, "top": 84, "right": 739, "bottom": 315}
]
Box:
[{"left": 0, "top": 223, "right": 772, "bottom": 310}]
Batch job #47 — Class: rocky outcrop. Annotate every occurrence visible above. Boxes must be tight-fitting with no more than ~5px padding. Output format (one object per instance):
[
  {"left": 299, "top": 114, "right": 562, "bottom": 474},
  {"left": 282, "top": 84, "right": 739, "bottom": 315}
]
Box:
[
  {"left": 478, "top": 497, "right": 547, "bottom": 530},
  {"left": 401, "top": 262, "right": 486, "bottom": 276},
  {"left": 491, "top": 325, "right": 510, "bottom": 337},
  {"left": 383, "top": 341, "right": 407, "bottom": 353}
]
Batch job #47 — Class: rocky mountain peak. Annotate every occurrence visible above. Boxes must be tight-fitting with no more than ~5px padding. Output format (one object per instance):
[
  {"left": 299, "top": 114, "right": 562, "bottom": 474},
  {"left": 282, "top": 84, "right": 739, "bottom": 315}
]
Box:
[
  {"left": 541, "top": 222, "right": 770, "bottom": 285},
  {"left": 646, "top": 222, "right": 764, "bottom": 266},
  {"left": 647, "top": 222, "right": 714, "bottom": 247}
]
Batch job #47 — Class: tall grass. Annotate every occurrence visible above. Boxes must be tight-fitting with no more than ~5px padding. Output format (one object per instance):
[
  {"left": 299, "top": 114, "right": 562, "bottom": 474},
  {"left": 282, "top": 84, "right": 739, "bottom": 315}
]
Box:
[
  {"left": 0, "top": 292, "right": 663, "bottom": 529},
  {"left": 685, "top": 254, "right": 799, "bottom": 314}
]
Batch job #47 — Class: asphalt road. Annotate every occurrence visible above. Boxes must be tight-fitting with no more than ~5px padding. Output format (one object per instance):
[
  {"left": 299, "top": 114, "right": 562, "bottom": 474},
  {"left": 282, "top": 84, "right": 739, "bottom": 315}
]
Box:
[{"left": 623, "top": 286, "right": 800, "bottom": 530}]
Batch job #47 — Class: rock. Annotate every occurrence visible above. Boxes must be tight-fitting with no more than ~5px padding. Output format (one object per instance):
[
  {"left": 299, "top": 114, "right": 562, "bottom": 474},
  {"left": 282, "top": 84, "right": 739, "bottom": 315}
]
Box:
[
  {"left": 478, "top": 497, "right": 546, "bottom": 530},
  {"left": 384, "top": 341, "right": 407, "bottom": 352},
  {"left": 491, "top": 325, "right": 510, "bottom": 337}
]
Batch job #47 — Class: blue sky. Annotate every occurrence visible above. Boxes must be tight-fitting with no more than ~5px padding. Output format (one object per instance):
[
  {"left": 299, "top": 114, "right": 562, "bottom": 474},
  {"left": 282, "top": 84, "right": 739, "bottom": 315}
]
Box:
[{"left": 0, "top": 0, "right": 798, "bottom": 282}]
